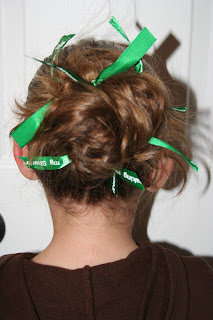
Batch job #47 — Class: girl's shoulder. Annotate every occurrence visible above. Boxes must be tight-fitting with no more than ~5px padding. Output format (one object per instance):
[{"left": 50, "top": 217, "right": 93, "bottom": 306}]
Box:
[
  {"left": 0, "top": 253, "right": 20, "bottom": 269},
  {"left": 153, "top": 243, "right": 213, "bottom": 319},
  {"left": 180, "top": 254, "right": 213, "bottom": 319},
  {"left": 0, "top": 252, "right": 35, "bottom": 271}
]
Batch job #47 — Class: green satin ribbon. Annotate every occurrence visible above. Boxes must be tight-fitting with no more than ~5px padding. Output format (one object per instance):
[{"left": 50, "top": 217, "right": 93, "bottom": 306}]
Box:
[
  {"left": 171, "top": 106, "right": 187, "bottom": 112},
  {"left": 148, "top": 137, "right": 198, "bottom": 172},
  {"left": 109, "top": 16, "right": 130, "bottom": 43},
  {"left": 110, "top": 173, "right": 119, "bottom": 196},
  {"left": 91, "top": 26, "right": 156, "bottom": 86},
  {"left": 51, "top": 34, "right": 75, "bottom": 64},
  {"left": 30, "top": 33, "right": 76, "bottom": 80},
  {"left": 19, "top": 155, "right": 71, "bottom": 170},
  {"left": 110, "top": 168, "right": 145, "bottom": 196},
  {"left": 10, "top": 100, "right": 52, "bottom": 148},
  {"left": 51, "top": 34, "right": 75, "bottom": 77},
  {"left": 109, "top": 16, "right": 143, "bottom": 73},
  {"left": 116, "top": 168, "right": 145, "bottom": 189},
  {"left": 31, "top": 57, "right": 87, "bottom": 84}
]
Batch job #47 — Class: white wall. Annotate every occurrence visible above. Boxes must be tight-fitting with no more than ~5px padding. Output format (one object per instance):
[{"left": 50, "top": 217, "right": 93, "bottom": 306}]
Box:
[
  {"left": 0, "top": 0, "right": 212, "bottom": 256},
  {"left": 136, "top": 0, "right": 213, "bottom": 255}
]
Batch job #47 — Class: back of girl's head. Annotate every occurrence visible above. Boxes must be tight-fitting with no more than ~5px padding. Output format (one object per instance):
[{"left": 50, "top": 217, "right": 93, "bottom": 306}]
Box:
[{"left": 14, "top": 39, "right": 190, "bottom": 204}]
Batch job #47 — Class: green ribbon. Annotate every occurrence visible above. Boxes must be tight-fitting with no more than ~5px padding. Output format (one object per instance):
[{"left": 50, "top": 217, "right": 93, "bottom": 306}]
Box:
[
  {"left": 115, "top": 168, "right": 145, "bottom": 190},
  {"left": 110, "top": 173, "right": 119, "bottom": 196},
  {"left": 19, "top": 155, "right": 71, "bottom": 170},
  {"left": 51, "top": 34, "right": 75, "bottom": 64},
  {"left": 31, "top": 57, "right": 87, "bottom": 84},
  {"left": 171, "top": 106, "right": 187, "bottom": 112},
  {"left": 11, "top": 100, "right": 52, "bottom": 148},
  {"left": 91, "top": 26, "right": 156, "bottom": 86},
  {"left": 109, "top": 168, "right": 145, "bottom": 196},
  {"left": 148, "top": 137, "right": 198, "bottom": 172},
  {"left": 51, "top": 34, "right": 75, "bottom": 77},
  {"left": 109, "top": 16, "right": 143, "bottom": 73},
  {"left": 110, "top": 168, "right": 145, "bottom": 196},
  {"left": 109, "top": 16, "right": 130, "bottom": 43}
]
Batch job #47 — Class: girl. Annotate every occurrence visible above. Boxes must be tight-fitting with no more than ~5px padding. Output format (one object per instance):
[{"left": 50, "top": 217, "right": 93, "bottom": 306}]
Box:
[{"left": 0, "top": 18, "right": 212, "bottom": 319}]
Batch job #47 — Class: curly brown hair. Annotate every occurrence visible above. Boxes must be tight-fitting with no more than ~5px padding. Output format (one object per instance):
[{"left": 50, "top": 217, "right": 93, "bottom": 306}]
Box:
[{"left": 12, "top": 40, "right": 190, "bottom": 204}]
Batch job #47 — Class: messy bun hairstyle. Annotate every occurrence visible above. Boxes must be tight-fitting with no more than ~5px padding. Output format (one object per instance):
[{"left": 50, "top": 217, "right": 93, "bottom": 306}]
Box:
[{"left": 13, "top": 40, "right": 190, "bottom": 203}]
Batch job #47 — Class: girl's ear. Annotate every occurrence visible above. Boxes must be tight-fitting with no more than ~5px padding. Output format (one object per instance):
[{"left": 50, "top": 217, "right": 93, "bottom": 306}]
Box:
[
  {"left": 146, "top": 157, "right": 174, "bottom": 192},
  {"left": 13, "top": 141, "right": 38, "bottom": 180}
]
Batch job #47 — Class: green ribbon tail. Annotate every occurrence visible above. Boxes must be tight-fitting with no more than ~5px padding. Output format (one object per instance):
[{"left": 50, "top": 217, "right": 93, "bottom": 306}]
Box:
[
  {"left": 110, "top": 173, "right": 118, "bottom": 196},
  {"left": 135, "top": 60, "right": 143, "bottom": 73},
  {"left": 109, "top": 16, "right": 143, "bottom": 74},
  {"left": 51, "top": 34, "right": 75, "bottom": 63},
  {"left": 109, "top": 16, "right": 130, "bottom": 43},
  {"left": 10, "top": 100, "right": 52, "bottom": 148},
  {"left": 115, "top": 168, "right": 145, "bottom": 191},
  {"left": 30, "top": 57, "right": 87, "bottom": 84},
  {"left": 171, "top": 106, "right": 187, "bottom": 112},
  {"left": 51, "top": 34, "right": 75, "bottom": 77},
  {"left": 19, "top": 155, "right": 71, "bottom": 170},
  {"left": 148, "top": 137, "right": 198, "bottom": 172},
  {"left": 92, "top": 27, "right": 156, "bottom": 85}
]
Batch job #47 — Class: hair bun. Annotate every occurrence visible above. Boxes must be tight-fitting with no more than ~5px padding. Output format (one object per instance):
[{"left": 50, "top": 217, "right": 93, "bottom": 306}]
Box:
[{"left": 14, "top": 41, "right": 189, "bottom": 203}]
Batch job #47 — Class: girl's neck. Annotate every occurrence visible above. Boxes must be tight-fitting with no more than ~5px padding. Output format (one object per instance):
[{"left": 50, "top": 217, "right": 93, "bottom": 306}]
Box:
[{"left": 32, "top": 198, "right": 139, "bottom": 270}]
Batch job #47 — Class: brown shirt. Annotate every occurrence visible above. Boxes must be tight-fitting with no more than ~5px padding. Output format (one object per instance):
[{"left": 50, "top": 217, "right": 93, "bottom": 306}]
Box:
[{"left": 0, "top": 242, "right": 213, "bottom": 319}]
